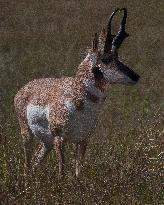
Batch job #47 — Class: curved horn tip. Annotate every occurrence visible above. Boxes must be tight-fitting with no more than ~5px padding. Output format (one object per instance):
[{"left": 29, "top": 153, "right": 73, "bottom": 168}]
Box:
[
  {"left": 120, "top": 8, "right": 128, "bottom": 15},
  {"left": 120, "top": 8, "right": 128, "bottom": 11},
  {"left": 110, "top": 8, "right": 120, "bottom": 19}
]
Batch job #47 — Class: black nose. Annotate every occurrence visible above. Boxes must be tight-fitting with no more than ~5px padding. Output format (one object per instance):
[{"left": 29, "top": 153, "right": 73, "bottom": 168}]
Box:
[
  {"left": 117, "top": 61, "right": 140, "bottom": 82},
  {"left": 129, "top": 71, "right": 140, "bottom": 82}
]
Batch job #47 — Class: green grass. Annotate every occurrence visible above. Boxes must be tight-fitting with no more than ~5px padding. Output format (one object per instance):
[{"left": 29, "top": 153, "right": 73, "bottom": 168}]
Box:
[{"left": 0, "top": 0, "right": 163, "bottom": 204}]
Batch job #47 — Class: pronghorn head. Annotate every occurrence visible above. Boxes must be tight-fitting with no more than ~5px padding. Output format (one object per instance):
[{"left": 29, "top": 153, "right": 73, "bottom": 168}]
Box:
[{"left": 89, "top": 8, "right": 140, "bottom": 85}]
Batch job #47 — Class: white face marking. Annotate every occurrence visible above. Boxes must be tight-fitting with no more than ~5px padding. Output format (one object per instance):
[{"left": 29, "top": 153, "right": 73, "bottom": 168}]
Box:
[
  {"left": 101, "top": 63, "right": 133, "bottom": 84},
  {"left": 103, "top": 69, "right": 124, "bottom": 83},
  {"left": 27, "top": 104, "right": 52, "bottom": 140},
  {"left": 83, "top": 79, "right": 105, "bottom": 98}
]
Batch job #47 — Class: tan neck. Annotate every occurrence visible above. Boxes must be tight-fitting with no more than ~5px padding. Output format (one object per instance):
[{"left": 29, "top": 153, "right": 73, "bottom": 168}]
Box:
[
  {"left": 75, "top": 54, "right": 109, "bottom": 101},
  {"left": 75, "top": 54, "right": 92, "bottom": 83}
]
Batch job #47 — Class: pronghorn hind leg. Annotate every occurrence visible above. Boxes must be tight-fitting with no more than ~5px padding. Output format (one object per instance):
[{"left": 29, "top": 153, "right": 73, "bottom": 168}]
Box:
[
  {"left": 32, "top": 142, "right": 53, "bottom": 169},
  {"left": 53, "top": 136, "right": 65, "bottom": 178},
  {"left": 20, "top": 122, "right": 33, "bottom": 172},
  {"left": 75, "top": 141, "right": 87, "bottom": 177}
]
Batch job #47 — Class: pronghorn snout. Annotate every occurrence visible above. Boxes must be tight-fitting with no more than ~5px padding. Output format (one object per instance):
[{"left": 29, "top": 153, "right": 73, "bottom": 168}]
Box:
[{"left": 102, "top": 60, "right": 140, "bottom": 85}]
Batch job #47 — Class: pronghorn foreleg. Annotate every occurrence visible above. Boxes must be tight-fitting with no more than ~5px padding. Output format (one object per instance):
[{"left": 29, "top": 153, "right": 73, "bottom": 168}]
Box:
[
  {"left": 75, "top": 141, "right": 87, "bottom": 177},
  {"left": 53, "top": 136, "right": 65, "bottom": 178}
]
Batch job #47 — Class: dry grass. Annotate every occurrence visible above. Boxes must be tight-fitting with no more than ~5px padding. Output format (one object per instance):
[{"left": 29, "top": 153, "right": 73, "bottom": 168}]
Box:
[{"left": 0, "top": 0, "right": 163, "bottom": 204}]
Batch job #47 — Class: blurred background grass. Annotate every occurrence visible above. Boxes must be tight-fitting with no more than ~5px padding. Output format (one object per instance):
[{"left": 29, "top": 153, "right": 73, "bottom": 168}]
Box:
[{"left": 0, "top": 0, "right": 163, "bottom": 204}]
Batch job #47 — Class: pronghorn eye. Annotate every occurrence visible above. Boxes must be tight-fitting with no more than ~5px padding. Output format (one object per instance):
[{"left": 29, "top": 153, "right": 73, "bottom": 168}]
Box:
[{"left": 92, "top": 66, "right": 104, "bottom": 79}]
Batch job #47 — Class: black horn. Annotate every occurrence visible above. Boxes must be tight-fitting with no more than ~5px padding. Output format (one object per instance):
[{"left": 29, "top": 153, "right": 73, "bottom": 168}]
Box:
[
  {"left": 103, "top": 8, "right": 119, "bottom": 54},
  {"left": 112, "top": 8, "right": 129, "bottom": 54}
]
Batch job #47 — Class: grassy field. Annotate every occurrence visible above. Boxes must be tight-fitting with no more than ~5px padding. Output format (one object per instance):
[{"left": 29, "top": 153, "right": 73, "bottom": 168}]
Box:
[{"left": 0, "top": 0, "right": 163, "bottom": 204}]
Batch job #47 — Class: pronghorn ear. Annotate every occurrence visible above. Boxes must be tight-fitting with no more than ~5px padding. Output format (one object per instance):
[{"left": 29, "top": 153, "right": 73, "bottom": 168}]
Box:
[
  {"left": 98, "top": 28, "right": 106, "bottom": 51},
  {"left": 92, "top": 33, "right": 99, "bottom": 52},
  {"left": 92, "top": 66, "right": 104, "bottom": 79}
]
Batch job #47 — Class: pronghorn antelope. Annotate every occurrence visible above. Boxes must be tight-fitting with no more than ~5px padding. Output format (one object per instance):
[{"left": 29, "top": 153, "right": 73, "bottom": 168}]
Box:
[{"left": 14, "top": 8, "right": 140, "bottom": 177}]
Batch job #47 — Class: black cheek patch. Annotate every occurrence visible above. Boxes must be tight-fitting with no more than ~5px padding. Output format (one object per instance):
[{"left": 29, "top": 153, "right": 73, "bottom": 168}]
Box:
[{"left": 92, "top": 67, "right": 104, "bottom": 80}]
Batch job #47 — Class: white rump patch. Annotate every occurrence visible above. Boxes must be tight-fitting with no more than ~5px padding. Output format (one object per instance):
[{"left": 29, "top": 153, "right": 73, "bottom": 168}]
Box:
[{"left": 27, "top": 104, "right": 52, "bottom": 139}]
